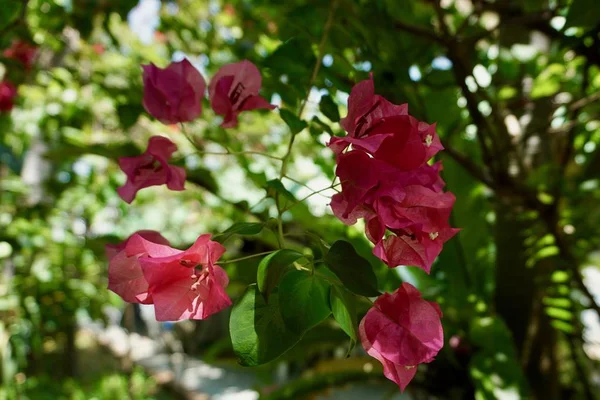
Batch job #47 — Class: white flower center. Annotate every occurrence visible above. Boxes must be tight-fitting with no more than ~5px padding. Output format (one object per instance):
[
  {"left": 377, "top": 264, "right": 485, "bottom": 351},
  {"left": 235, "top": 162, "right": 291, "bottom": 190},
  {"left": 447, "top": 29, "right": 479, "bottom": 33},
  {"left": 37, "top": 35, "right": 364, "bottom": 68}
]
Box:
[
  {"left": 425, "top": 134, "right": 433, "bottom": 147},
  {"left": 429, "top": 232, "right": 439, "bottom": 240}
]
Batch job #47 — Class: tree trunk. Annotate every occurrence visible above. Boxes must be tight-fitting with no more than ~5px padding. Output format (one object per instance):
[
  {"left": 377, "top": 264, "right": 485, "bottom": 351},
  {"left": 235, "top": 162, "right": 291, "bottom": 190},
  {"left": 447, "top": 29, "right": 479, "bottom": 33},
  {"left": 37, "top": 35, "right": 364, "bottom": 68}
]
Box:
[
  {"left": 494, "top": 201, "right": 535, "bottom": 353},
  {"left": 494, "top": 201, "right": 561, "bottom": 398},
  {"left": 64, "top": 321, "right": 77, "bottom": 378}
]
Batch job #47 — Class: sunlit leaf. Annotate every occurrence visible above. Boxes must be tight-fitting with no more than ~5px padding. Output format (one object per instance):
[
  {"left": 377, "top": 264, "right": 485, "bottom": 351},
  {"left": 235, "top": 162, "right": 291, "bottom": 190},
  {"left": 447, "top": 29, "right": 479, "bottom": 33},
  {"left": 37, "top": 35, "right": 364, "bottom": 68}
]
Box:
[
  {"left": 230, "top": 284, "right": 302, "bottom": 366},
  {"left": 257, "top": 249, "right": 304, "bottom": 302}
]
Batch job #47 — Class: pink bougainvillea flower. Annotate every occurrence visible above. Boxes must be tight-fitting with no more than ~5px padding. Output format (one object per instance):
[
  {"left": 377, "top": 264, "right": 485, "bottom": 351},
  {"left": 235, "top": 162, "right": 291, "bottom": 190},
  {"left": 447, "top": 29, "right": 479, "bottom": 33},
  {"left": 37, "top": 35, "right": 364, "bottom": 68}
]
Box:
[
  {"left": 117, "top": 136, "right": 186, "bottom": 203},
  {"left": 418, "top": 120, "right": 444, "bottom": 160},
  {"left": 208, "top": 60, "right": 275, "bottom": 128},
  {"left": 330, "top": 151, "right": 457, "bottom": 272},
  {"left": 374, "top": 186, "right": 456, "bottom": 234},
  {"left": 373, "top": 225, "right": 460, "bottom": 273},
  {"left": 330, "top": 114, "right": 441, "bottom": 170},
  {"left": 142, "top": 58, "right": 206, "bottom": 124},
  {"left": 128, "top": 234, "right": 231, "bottom": 321},
  {"left": 330, "top": 152, "right": 448, "bottom": 224},
  {"left": 3, "top": 40, "right": 37, "bottom": 70},
  {"left": 0, "top": 81, "right": 17, "bottom": 112},
  {"left": 340, "top": 74, "right": 408, "bottom": 138},
  {"left": 359, "top": 282, "right": 443, "bottom": 391},
  {"left": 333, "top": 74, "right": 443, "bottom": 170},
  {"left": 330, "top": 74, "right": 456, "bottom": 274},
  {"left": 332, "top": 151, "right": 382, "bottom": 220},
  {"left": 105, "top": 230, "right": 170, "bottom": 260},
  {"left": 106, "top": 230, "right": 171, "bottom": 304}
]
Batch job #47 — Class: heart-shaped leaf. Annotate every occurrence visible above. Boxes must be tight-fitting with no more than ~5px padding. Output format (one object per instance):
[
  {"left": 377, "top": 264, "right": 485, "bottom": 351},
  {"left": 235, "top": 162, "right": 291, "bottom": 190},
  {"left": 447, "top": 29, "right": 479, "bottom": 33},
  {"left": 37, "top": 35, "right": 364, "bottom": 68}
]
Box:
[
  {"left": 330, "top": 286, "right": 358, "bottom": 342},
  {"left": 278, "top": 270, "right": 331, "bottom": 333},
  {"left": 230, "top": 284, "right": 301, "bottom": 366},
  {"left": 215, "top": 222, "right": 264, "bottom": 243},
  {"left": 280, "top": 108, "right": 308, "bottom": 134},
  {"left": 257, "top": 249, "right": 304, "bottom": 302},
  {"left": 324, "top": 240, "right": 380, "bottom": 297}
]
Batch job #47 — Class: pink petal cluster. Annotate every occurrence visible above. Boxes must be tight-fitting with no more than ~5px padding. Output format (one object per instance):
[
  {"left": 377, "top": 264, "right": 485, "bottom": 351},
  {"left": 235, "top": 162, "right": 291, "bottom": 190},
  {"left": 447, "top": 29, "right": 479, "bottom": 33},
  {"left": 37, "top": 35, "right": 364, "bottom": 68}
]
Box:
[
  {"left": 117, "top": 135, "right": 186, "bottom": 203},
  {"left": 3, "top": 40, "right": 37, "bottom": 70},
  {"left": 142, "top": 59, "right": 206, "bottom": 125},
  {"left": 359, "top": 283, "right": 443, "bottom": 391},
  {"left": 106, "top": 230, "right": 170, "bottom": 304},
  {"left": 329, "top": 75, "right": 458, "bottom": 273},
  {"left": 208, "top": 60, "right": 276, "bottom": 128},
  {"left": 107, "top": 231, "right": 231, "bottom": 321},
  {"left": 0, "top": 81, "right": 17, "bottom": 112},
  {"left": 142, "top": 58, "right": 274, "bottom": 127}
]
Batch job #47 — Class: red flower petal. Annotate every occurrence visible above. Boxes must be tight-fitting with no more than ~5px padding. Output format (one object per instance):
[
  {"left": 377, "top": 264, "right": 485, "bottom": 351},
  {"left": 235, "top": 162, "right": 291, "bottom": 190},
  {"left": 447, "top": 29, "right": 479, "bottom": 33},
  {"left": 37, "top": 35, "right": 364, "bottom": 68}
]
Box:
[
  {"left": 142, "top": 59, "right": 205, "bottom": 124},
  {"left": 359, "top": 283, "right": 443, "bottom": 391},
  {"left": 117, "top": 136, "right": 186, "bottom": 203},
  {"left": 208, "top": 60, "right": 274, "bottom": 128}
]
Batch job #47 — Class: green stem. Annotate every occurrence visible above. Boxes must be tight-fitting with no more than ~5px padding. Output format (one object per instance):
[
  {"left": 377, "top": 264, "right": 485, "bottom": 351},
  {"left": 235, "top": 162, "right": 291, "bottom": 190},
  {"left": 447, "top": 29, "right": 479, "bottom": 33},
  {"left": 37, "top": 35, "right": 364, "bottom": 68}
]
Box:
[
  {"left": 281, "top": 182, "right": 341, "bottom": 213},
  {"left": 179, "top": 123, "right": 199, "bottom": 149},
  {"left": 272, "top": 0, "right": 339, "bottom": 249},
  {"left": 199, "top": 150, "right": 283, "bottom": 161},
  {"left": 275, "top": 196, "right": 285, "bottom": 248},
  {"left": 283, "top": 175, "right": 336, "bottom": 198},
  {"left": 180, "top": 123, "right": 282, "bottom": 160},
  {"left": 219, "top": 251, "right": 275, "bottom": 265},
  {"left": 278, "top": 0, "right": 339, "bottom": 179}
]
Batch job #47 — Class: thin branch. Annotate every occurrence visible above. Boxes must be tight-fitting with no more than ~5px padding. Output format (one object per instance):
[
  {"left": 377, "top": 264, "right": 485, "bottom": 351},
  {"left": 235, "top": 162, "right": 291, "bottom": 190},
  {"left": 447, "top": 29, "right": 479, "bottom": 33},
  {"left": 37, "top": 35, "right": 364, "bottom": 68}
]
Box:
[
  {"left": 431, "top": 0, "right": 451, "bottom": 37},
  {"left": 441, "top": 140, "right": 495, "bottom": 188},
  {"left": 566, "top": 333, "right": 595, "bottom": 400},
  {"left": 282, "top": 175, "right": 332, "bottom": 199},
  {"left": 433, "top": 21, "right": 498, "bottom": 177},
  {"left": 219, "top": 251, "right": 275, "bottom": 265},
  {"left": 275, "top": 0, "right": 340, "bottom": 246},
  {"left": 393, "top": 20, "right": 448, "bottom": 45},
  {"left": 198, "top": 150, "right": 283, "bottom": 161},
  {"left": 281, "top": 183, "right": 340, "bottom": 214},
  {"left": 180, "top": 123, "right": 283, "bottom": 161},
  {"left": 569, "top": 91, "right": 600, "bottom": 113},
  {"left": 298, "top": 0, "right": 339, "bottom": 117},
  {"left": 280, "top": 0, "right": 340, "bottom": 180}
]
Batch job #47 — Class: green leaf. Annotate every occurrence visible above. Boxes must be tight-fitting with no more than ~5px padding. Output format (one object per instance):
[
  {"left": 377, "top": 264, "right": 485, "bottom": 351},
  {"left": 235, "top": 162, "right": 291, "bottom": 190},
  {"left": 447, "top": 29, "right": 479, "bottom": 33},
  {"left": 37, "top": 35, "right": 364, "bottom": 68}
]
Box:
[
  {"left": 330, "top": 286, "right": 357, "bottom": 350},
  {"left": 566, "top": 0, "right": 600, "bottom": 29},
  {"left": 469, "top": 316, "right": 530, "bottom": 398},
  {"left": 278, "top": 270, "right": 331, "bottom": 333},
  {"left": 311, "top": 116, "right": 334, "bottom": 136},
  {"left": 530, "top": 64, "right": 565, "bottom": 99},
  {"left": 215, "top": 222, "right": 264, "bottom": 243},
  {"left": 280, "top": 109, "right": 308, "bottom": 134},
  {"left": 319, "top": 95, "right": 340, "bottom": 122},
  {"left": 117, "top": 104, "right": 143, "bottom": 130},
  {"left": 264, "top": 179, "right": 296, "bottom": 202},
  {"left": 263, "top": 38, "right": 315, "bottom": 89},
  {"left": 257, "top": 249, "right": 304, "bottom": 302},
  {"left": 182, "top": 166, "right": 219, "bottom": 193},
  {"left": 0, "top": 144, "right": 22, "bottom": 174},
  {"left": 45, "top": 141, "right": 140, "bottom": 161},
  {"left": 324, "top": 241, "right": 380, "bottom": 297},
  {"left": 230, "top": 284, "right": 302, "bottom": 366},
  {"left": 0, "top": 2, "right": 21, "bottom": 30}
]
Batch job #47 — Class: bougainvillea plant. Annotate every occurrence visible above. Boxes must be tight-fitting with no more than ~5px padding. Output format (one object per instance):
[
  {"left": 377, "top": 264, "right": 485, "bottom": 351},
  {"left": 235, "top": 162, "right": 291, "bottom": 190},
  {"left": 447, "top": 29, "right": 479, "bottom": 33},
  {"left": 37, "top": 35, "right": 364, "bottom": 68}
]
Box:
[{"left": 106, "top": 58, "right": 456, "bottom": 391}]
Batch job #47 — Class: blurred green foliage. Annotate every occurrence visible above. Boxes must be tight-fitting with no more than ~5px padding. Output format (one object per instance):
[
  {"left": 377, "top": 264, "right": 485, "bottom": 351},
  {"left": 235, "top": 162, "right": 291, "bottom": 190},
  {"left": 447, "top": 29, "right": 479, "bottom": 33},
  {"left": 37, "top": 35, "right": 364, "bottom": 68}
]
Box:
[{"left": 1, "top": 0, "right": 599, "bottom": 399}]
